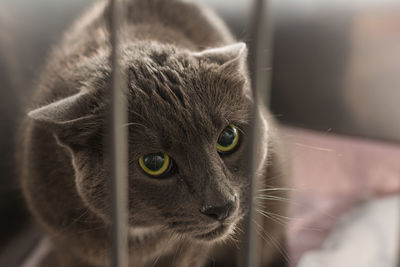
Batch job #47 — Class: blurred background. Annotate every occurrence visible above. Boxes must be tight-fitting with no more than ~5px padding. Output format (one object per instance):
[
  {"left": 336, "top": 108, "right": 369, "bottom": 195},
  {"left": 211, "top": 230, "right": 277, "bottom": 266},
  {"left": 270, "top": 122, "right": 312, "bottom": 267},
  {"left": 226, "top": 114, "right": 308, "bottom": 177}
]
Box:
[{"left": 0, "top": 0, "right": 399, "bottom": 266}]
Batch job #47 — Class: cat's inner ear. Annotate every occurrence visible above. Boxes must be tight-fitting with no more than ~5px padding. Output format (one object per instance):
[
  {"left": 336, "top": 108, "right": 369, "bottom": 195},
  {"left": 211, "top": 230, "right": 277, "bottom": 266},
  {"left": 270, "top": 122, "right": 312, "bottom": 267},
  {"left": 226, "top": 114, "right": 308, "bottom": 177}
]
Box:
[
  {"left": 28, "top": 90, "right": 101, "bottom": 149},
  {"left": 194, "top": 42, "right": 248, "bottom": 67}
]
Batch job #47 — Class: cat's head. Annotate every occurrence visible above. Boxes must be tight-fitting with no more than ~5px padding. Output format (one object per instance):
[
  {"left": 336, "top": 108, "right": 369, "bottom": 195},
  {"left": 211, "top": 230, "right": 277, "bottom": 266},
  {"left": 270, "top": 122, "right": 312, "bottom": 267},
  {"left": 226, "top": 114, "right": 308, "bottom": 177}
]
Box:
[{"left": 29, "top": 42, "right": 268, "bottom": 242}]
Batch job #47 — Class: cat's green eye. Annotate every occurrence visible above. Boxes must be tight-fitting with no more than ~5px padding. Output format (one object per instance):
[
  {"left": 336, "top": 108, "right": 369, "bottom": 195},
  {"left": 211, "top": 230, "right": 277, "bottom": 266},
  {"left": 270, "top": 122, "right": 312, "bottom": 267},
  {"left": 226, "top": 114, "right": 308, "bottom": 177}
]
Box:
[
  {"left": 139, "top": 152, "right": 173, "bottom": 177},
  {"left": 217, "top": 124, "right": 239, "bottom": 153}
]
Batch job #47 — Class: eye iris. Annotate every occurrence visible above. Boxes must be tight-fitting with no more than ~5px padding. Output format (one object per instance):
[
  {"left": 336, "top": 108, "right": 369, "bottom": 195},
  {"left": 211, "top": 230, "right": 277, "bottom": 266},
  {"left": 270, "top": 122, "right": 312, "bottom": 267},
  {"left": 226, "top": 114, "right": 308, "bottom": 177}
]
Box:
[
  {"left": 139, "top": 153, "right": 171, "bottom": 176},
  {"left": 217, "top": 125, "right": 239, "bottom": 152}
]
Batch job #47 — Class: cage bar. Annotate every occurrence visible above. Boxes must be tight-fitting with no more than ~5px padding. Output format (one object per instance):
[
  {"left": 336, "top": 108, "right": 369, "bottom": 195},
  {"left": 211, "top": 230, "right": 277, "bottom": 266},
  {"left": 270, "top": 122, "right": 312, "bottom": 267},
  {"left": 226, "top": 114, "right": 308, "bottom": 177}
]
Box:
[
  {"left": 108, "top": 0, "right": 129, "bottom": 267},
  {"left": 240, "top": 0, "right": 273, "bottom": 266},
  {"left": 398, "top": 216, "right": 400, "bottom": 267}
]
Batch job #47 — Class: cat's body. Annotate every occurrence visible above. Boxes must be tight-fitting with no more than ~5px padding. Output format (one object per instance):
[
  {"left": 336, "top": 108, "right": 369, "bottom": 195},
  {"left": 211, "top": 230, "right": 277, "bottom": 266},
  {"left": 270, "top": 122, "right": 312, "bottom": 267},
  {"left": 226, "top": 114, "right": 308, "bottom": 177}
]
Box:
[{"left": 20, "top": 0, "right": 288, "bottom": 266}]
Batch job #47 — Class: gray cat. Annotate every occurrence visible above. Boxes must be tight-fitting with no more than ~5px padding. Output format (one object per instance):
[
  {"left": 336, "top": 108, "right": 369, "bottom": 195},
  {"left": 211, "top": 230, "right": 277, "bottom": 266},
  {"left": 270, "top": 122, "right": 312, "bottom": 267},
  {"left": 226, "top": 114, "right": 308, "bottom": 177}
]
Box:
[{"left": 20, "top": 0, "right": 289, "bottom": 266}]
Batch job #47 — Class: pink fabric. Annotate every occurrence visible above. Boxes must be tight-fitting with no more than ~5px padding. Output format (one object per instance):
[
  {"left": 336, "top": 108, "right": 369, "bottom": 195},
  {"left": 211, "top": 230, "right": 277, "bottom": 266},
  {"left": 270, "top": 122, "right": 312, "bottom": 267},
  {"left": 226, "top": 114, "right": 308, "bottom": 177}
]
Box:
[{"left": 283, "top": 127, "right": 400, "bottom": 264}]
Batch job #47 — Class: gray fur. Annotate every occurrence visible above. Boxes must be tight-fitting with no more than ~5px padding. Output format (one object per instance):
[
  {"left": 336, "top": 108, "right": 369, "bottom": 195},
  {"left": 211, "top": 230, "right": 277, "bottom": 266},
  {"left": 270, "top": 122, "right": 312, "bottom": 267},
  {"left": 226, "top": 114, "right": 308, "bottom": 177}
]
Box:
[{"left": 20, "top": 0, "right": 288, "bottom": 266}]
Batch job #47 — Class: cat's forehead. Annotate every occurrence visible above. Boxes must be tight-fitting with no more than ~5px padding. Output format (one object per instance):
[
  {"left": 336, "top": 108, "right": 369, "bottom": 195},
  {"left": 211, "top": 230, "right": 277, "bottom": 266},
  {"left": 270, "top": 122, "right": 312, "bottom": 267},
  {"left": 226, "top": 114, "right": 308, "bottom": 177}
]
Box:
[
  {"left": 126, "top": 47, "right": 250, "bottom": 146},
  {"left": 125, "top": 42, "right": 191, "bottom": 66}
]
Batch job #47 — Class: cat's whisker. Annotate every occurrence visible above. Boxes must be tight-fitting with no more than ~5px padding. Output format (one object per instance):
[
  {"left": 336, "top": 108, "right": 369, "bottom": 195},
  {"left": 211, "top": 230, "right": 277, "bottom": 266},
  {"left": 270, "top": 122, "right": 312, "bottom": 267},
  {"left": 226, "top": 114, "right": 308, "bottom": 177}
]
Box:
[
  {"left": 264, "top": 173, "right": 286, "bottom": 181},
  {"left": 53, "top": 207, "right": 101, "bottom": 238},
  {"left": 289, "top": 225, "right": 324, "bottom": 232},
  {"left": 122, "top": 122, "right": 148, "bottom": 129},
  {"left": 172, "top": 234, "right": 187, "bottom": 266},
  {"left": 256, "top": 194, "right": 290, "bottom": 199},
  {"left": 252, "top": 219, "right": 292, "bottom": 266},
  {"left": 256, "top": 212, "right": 316, "bottom": 232},
  {"left": 128, "top": 110, "right": 149, "bottom": 123},
  {"left": 254, "top": 196, "right": 298, "bottom": 209},
  {"left": 151, "top": 231, "right": 175, "bottom": 267},
  {"left": 235, "top": 224, "right": 244, "bottom": 235},
  {"left": 256, "top": 195, "right": 337, "bottom": 221},
  {"left": 255, "top": 208, "right": 292, "bottom": 221},
  {"left": 255, "top": 195, "right": 292, "bottom": 203},
  {"left": 257, "top": 187, "right": 297, "bottom": 192},
  {"left": 229, "top": 227, "right": 243, "bottom": 249},
  {"left": 255, "top": 206, "right": 325, "bottom": 232},
  {"left": 255, "top": 209, "right": 289, "bottom": 227},
  {"left": 292, "top": 142, "right": 334, "bottom": 152},
  {"left": 64, "top": 208, "right": 91, "bottom": 227},
  {"left": 151, "top": 255, "right": 161, "bottom": 267}
]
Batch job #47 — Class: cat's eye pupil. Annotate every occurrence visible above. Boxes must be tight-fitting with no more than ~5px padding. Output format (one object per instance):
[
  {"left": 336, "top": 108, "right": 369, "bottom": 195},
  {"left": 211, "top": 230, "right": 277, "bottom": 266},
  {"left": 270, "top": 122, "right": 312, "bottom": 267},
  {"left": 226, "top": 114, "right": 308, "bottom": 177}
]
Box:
[
  {"left": 143, "top": 153, "right": 165, "bottom": 171},
  {"left": 217, "top": 125, "right": 239, "bottom": 153},
  {"left": 218, "top": 127, "right": 236, "bottom": 147}
]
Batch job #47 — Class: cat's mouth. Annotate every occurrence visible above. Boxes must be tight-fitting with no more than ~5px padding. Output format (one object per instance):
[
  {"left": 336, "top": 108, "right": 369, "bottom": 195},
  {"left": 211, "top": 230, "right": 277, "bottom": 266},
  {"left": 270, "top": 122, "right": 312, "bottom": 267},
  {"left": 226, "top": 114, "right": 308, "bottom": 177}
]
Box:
[{"left": 193, "top": 223, "right": 233, "bottom": 241}]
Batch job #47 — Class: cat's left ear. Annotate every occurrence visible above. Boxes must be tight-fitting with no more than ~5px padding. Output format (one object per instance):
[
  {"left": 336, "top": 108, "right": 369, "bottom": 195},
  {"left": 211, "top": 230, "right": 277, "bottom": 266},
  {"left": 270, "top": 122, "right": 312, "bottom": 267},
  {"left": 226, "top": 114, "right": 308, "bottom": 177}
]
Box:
[
  {"left": 28, "top": 90, "right": 102, "bottom": 150},
  {"left": 195, "top": 42, "right": 248, "bottom": 70}
]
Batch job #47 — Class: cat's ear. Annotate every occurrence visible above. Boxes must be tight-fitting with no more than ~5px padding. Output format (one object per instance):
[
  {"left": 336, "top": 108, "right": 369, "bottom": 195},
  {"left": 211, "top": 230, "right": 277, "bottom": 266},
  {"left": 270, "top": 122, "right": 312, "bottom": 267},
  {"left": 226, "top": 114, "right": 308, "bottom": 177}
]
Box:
[
  {"left": 195, "top": 42, "right": 248, "bottom": 69},
  {"left": 28, "top": 91, "right": 93, "bottom": 124},
  {"left": 28, "top": 90, "right": 102, "bottom": 149}
]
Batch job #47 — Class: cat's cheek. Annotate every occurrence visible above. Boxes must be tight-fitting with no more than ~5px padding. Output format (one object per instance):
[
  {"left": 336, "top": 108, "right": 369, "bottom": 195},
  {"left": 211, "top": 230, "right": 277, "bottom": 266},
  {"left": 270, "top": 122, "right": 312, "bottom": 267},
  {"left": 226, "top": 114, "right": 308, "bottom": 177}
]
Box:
[
  {"left": 71, "top": 154, "right": 111, "bottom": 222},
  {"left": 54, "top": 136, "right": 109, "bottom": 219}
]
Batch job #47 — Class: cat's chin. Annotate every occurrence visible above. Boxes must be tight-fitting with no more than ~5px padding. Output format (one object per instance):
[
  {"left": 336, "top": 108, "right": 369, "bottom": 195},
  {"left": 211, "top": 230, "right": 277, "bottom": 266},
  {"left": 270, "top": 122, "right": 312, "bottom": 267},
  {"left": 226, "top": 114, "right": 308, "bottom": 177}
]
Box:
[{"left": 192, "top": 223, "right": 235, "bottom": 242}]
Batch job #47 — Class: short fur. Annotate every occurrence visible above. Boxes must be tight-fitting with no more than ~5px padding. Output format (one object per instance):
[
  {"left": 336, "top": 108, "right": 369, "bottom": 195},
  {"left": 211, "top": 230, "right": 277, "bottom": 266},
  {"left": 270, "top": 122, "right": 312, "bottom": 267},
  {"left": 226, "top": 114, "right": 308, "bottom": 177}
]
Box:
[{"left": 20, "top": 0, "right": 288, "bottom": 266}]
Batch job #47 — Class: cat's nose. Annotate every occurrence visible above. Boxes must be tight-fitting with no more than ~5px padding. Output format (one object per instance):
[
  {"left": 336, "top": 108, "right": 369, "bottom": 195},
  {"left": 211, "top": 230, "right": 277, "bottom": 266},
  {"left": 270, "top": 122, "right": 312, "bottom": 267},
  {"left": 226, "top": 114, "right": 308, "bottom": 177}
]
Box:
[{"left": 200, "top": 197, "right": 236, "bottom": 221}]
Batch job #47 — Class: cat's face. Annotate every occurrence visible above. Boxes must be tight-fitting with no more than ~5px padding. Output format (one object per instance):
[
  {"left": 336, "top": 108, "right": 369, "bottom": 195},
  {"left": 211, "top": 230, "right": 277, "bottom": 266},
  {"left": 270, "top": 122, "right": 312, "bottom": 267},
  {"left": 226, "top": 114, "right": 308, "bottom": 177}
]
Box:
[{"left": 29, "top": 42, "right": 261, "bottom": 242}]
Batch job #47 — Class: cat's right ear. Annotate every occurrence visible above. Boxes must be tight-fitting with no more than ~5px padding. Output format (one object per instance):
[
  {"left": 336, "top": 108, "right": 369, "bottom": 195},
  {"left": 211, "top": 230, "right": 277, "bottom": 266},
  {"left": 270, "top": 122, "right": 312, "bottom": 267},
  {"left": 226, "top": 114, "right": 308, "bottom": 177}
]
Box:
[
  {"left": 28, "top": 90, "right": 101, "bottom": 149},
  {"left": 194, "top": 42, "right": 248, "bottom": 71}
]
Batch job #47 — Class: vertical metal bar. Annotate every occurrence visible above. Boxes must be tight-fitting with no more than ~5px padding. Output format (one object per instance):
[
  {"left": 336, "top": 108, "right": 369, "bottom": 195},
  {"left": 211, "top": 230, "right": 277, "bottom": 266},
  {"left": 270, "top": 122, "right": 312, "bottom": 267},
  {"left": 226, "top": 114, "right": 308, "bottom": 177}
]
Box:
[
  {"left": 240, "top": 0, "right": 273, "bottom": 266},
  {"left": 108, "top": 0, "right": 129, "bottom": 267},
  {"left": 397, "top": 214, "right": 400, "bottom": 267},
  {"left": 398, "top": 204, "right": 400, "bottom": 267},
  {"left": 249, "top": 0, "right": 273, "bottom": 107}
]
